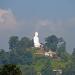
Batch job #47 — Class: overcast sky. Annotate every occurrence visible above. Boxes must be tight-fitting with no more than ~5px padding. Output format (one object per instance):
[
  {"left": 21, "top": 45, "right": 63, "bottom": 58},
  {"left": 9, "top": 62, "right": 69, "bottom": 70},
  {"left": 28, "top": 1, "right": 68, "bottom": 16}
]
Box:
[{"left": 0, "top": 0, "right": 75, "bottom": 52}]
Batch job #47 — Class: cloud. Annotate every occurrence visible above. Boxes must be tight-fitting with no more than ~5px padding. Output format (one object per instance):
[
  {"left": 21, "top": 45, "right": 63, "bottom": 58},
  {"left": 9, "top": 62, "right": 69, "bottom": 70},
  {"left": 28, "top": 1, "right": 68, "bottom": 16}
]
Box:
[
  {"left": 35, "top": 18, "right": 75, "bottom": 34},
  {"left": 0, "top": 8, "right": 75, "bottom": 52},
  {"left": 0, "top": 9, "right": 16, "bottom": 30},
  {"left": 0, "top": 8, "right": 74, "bottom": 37},
  {"left": 38, "top": 19, "right": 49, "bottom": 26},
  {"left": 66, "top": 18, "right": 75, "bottom": 28},
  {"left": 34, "top": 19, "right": 64, "bottom": 36}
]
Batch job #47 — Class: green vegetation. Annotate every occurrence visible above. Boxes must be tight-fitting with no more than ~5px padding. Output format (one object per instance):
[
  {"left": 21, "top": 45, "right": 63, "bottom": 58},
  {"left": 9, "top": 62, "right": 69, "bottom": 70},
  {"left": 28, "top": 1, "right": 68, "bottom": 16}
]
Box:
[
  {"left": 0, "top": 35, "right": 75, "bottom": 75},
  {"left": 0, "top": 64, "right": 22, "bottom": 75}
]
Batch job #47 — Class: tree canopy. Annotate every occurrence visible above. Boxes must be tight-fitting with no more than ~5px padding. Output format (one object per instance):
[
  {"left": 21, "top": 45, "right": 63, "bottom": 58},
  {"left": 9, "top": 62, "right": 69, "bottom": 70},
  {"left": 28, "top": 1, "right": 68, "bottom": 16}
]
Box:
[{"left": 0, "top": 35, "right": 75, "bottom": 75}]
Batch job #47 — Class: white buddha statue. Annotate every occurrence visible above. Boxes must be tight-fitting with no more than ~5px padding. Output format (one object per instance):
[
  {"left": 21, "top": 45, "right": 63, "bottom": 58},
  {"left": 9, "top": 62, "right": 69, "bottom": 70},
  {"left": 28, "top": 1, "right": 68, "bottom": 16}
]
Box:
[{"left": 33, "top": 32, "right": 40, "bottom": 48}]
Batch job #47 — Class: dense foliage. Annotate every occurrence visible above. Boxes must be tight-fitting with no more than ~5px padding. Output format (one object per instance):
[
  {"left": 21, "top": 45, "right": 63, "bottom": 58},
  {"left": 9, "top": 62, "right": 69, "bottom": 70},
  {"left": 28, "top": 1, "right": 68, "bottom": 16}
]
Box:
[
  {"left": 0, "top": 35, "right": 75, "bottom": 75},
  {"left": 0, "top": 64, "right": 22, "bottom": 75}
]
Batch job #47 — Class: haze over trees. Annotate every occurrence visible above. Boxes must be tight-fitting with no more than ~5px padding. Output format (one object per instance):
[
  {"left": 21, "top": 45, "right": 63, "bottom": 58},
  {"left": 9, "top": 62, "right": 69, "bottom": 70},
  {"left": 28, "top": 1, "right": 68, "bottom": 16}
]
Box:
[{"left": 0, "top": 35, "right": 75, "bottom": 75}]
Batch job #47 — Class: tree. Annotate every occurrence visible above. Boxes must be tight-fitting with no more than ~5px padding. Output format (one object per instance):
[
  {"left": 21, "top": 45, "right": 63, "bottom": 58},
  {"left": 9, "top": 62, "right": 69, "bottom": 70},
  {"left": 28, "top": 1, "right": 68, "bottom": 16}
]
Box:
[
  {"left": 9, "top": 36, "right": 19, "bottom": 50},
  {"left": 0, "top": 49, "right": 9, "bottom": 64},
  {"left": 72, "top": 48, "right": 75, "bottom": 64},
  {"left": 57, "top": 37, "right": 66, "bottom": 52},
  {"left": 45, "top": 35, "right": 58, "bottom": 51},
  {"left": 0, "top": 64, "right": 22, "bottom": 75},
  {"left": 18, "top": 37, "right": 33, "bottom": 50},
  {"left": 9, "top": 47, "right": 33, "bottom": 64},
  {"left": 41, "top": 58, "right": 52, "bottom": 75},
  {"left": 61, "top": 48, "right": 75, "bottom": 75},
  {"left": 8, "top": 36, "right": 33, "bottom": 64},
  {"left": 54, "top": 37, "right": 68, "bottom": 61},
  {"left": 20, "top": 65, "right": 36, "bottom": 75}
]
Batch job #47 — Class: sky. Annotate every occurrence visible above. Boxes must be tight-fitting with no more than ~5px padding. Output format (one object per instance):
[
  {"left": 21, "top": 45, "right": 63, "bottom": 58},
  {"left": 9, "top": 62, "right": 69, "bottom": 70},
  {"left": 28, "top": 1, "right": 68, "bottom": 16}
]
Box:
[{"left": 0, "top": 0, "right": 75, "bottom": 53}]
